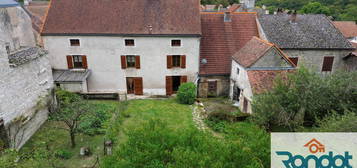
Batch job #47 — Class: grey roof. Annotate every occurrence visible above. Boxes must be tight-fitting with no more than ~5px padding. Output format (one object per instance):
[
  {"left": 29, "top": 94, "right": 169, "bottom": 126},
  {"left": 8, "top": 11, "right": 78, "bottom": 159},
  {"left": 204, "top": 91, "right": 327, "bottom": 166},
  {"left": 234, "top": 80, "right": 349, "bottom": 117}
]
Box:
[
  {"left": 0, "top": 0, "right": 19, "bottom": 8},
  {"left": 53, "top": 69, "right": 91, "bottom": 83},
  {"left": 258, "top": 14, "right": 354, "bottom": 49},
  {"left": 8, "top": 47, "right": 47, "bottom": 66}
]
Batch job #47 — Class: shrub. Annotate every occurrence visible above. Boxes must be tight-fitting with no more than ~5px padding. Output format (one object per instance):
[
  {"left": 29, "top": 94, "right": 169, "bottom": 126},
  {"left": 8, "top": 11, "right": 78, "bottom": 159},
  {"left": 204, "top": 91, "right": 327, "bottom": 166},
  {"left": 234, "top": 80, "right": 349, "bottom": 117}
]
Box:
[
  {"left": 79, "top": 103, "right": 113, "bottom": 135},
  {"left": 102, "top": 120, "right": 268, "bottom": 168},
  {"left": 314, "top": 111, "right": 357, "bottom": 132},
  {"left": 54, "top": 149, "right": 73, "bottom": 160},
  {"left": 176, "top": 82, "right": 196, "bottom": 105},
  {"left": 251, "top": 68, "right": 357, "bottom": 131}
]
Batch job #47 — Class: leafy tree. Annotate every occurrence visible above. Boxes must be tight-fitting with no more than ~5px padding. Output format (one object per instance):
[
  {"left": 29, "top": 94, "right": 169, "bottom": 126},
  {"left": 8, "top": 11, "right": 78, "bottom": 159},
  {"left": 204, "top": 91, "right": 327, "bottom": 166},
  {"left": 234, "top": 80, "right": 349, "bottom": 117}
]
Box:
[
  {"left": 50, "top": 90, "right": 92, "bottom": 148},
  {"left": 251, "top": 68, "right": 357, "bottom": 131},
  {"left": 299, "top": 2, "right": 331, "bottom": 15}
]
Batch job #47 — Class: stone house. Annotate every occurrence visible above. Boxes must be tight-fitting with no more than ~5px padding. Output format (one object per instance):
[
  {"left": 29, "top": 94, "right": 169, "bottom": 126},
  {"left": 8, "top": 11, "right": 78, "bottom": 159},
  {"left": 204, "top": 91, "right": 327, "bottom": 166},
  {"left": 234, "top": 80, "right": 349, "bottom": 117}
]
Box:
[
  {"left": 41, "top": 0, "right": 201, "bottom": 96},
  {"left": 0, "top": 1, "right": 53, "bottom": 149},
  {"left": 229, "top": 37, "right": 295, "bottom": 113},
  {"left": 257, "top": 14, "right": 355, "bottom": 75},
  {"left": 198, "top": 12, "right": 258, "bottom": 97}
]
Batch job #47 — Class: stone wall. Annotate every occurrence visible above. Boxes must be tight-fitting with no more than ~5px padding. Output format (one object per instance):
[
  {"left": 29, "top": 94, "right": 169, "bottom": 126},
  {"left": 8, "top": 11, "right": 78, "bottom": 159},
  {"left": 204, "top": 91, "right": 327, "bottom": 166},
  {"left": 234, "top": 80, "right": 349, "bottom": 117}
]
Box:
[
  {"left": 0, "top": 43, "right": 53, "bottom": 149},
  {"left": 198, "top": 75, "right": 230, "bottom": 98},
  {"left": 282, "top": 49, "right": 351, "bottom": 74}
]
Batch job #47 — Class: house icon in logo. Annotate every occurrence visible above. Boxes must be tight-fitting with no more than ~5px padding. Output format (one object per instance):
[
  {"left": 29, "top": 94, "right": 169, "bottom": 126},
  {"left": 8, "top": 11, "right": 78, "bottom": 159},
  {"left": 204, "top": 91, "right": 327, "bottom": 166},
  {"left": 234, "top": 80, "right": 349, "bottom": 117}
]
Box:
[{"left": 304, "top": 138, "right": 325, "bottom": 154}]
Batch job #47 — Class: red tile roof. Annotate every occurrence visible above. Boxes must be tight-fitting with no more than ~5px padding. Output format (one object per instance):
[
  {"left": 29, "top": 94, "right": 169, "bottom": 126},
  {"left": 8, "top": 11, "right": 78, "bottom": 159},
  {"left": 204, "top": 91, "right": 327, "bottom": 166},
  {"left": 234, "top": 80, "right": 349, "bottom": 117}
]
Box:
[
  {"left": 232, "top": 36, "right": 273, "bottom": 67},
  {"left": 333, "top": 21, "right": 357, "bottom": 38},
  {"left": 352, "top": 42, "right": 357, "bottom": 56},
  {"left": 247, "top": 70, "right": 294, "bottom": 94},
  {"left": 42, "top": 0, "right": 201, "bottom": 36},
  {"left": 199, "top": 12, "right": 259, "bottom": 75}
]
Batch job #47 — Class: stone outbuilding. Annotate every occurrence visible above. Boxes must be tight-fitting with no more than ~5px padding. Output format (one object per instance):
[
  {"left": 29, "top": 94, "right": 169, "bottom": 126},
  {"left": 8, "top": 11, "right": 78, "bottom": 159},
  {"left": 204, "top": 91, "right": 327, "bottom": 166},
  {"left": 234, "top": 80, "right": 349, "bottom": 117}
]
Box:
[{"left": 229, "top": 37, "right": 295, "bottom": 113}]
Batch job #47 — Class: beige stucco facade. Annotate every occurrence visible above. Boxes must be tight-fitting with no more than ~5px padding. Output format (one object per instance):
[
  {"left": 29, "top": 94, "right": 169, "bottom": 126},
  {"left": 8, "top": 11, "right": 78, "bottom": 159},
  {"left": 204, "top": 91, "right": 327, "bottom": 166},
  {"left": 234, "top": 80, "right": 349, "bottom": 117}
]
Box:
[{"left": 43, "top": 36, "right": 200, "bottom": 95}]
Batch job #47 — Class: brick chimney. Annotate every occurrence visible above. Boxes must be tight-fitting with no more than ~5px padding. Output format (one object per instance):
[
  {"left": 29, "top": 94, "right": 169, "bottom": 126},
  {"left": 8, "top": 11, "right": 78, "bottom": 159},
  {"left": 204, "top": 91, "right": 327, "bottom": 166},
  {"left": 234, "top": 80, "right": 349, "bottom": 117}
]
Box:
[
  {"left": 290, "top": 10, "right": 297, "bottom": 23},
  {"left": 224, "top": 11, "right": 231, "bottom": 22}
]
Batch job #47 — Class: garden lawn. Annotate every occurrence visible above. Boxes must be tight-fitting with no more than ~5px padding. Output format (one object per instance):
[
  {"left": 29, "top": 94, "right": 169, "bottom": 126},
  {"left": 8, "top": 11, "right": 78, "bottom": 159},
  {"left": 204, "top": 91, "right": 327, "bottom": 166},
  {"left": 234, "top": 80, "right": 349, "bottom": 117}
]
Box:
[{"left": 17, "top": 100, "right": 119, "bottom": 168}]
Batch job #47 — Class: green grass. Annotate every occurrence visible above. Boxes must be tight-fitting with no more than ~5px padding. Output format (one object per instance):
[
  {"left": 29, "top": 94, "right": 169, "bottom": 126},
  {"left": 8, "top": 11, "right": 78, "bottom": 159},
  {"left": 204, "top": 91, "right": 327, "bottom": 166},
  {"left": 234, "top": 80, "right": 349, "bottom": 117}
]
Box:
[{"left": 16, "top": 100, "right": 119, "bottom": 168}]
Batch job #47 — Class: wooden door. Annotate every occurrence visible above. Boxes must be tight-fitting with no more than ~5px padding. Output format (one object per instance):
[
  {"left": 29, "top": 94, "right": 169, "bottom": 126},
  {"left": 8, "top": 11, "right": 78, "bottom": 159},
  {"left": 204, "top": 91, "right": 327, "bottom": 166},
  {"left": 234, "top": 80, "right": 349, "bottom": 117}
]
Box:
[
  {"left": 166, "top": 76, "right": 173, "bottom": 95},
  {"left": 208, "top": 81, "right": 217, "bottom": 97},
  {"left": 134, "top": 77, "right": 143, "bottom": 95},
  {"left": 243, "top": 97, "right": 248, "bottom": 113}
]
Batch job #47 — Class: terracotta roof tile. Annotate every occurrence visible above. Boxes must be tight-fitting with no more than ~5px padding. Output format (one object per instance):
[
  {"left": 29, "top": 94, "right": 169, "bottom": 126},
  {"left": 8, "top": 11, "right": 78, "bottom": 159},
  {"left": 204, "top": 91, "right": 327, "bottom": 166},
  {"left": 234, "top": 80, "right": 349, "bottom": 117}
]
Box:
[
  {"left": 247, "top": 70, "right": 294, "bottom": 94},
  {"left": 232, "top": 36, "right": 273, "bottom": 67},
  {"left": 199, "top": 13, "right": 258, "bottom": 75},
  {"left": 333, "top": 21, "right": 357, "bottom": 38},
  {"left": 42, "top": 0, "right": 201, "bottom": 36}
]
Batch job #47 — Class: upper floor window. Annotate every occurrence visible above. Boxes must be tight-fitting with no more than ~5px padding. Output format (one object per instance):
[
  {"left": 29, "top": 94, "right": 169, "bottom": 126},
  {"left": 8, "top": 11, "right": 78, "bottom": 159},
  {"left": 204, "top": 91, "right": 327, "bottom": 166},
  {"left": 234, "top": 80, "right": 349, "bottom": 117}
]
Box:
[
  {"left": 322, "top": 56, "right": 334, "bottom": 72},
  {"left": 237, "top": 68, "right": 240, "bottom": 75},
  {"left": 171, "top": 40, "right": 181, "bottom": 47},
  {"left": 172, "top": 55, "right": 181, "bottom": 67},
  {"left": 121, "top": 55, "right": 140, "bottom": 69},
  {"left": 70, "top": 39, "right": 80, "bottom": 46},
  {"left": 125, "top": 39, "right": 135, "bottom": 46},
  {"left": 66, "top": 55, "right": 88, "bottom": 69},
  {"left": 167, "top": 55, "right": 186, "bottom": 69}
]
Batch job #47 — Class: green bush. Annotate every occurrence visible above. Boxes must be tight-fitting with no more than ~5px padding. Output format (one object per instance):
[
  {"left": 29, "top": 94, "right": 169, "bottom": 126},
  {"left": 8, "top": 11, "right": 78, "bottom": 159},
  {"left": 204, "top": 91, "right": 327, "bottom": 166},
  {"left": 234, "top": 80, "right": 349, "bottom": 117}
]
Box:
[
  {"left": 54, "top": 149, "right": 73, "bottom": 160},
  {"left": 79, "top": 103, "right": 113, "bottom": 135},
  {"left": 176, "top": 82, "right": 196, "bottom": 105},
  {"left": 102, "top": 120, "right": 269, "bottom": 168},
  {"left": 314, "top": 111, "right": 357, "bottom": 132}
]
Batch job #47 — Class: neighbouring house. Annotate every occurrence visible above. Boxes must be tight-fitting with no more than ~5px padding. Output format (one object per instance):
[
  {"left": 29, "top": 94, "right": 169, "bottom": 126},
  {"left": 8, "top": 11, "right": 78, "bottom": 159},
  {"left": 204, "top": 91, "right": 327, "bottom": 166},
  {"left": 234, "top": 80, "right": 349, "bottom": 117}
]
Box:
[
  {"left": 198, "top": 12, "right": 258, "bottom": 97},
  {"left": 0, "top": 0, "right": 53, "bottom": 149},
  {"left": 41, "top": 0, "right": 201, "bottom": 96},
  {"left": 333, "top": 21, "right": 357, "bottom": 43},
  {"left": 229, "top": 37, "right": 295, "bottom": 113},
  {"left": 23, "top": 0, "right": 50, "bottom": 45},
  {"left": 258, "top": 14, "right": 355, "bottom": 74}
]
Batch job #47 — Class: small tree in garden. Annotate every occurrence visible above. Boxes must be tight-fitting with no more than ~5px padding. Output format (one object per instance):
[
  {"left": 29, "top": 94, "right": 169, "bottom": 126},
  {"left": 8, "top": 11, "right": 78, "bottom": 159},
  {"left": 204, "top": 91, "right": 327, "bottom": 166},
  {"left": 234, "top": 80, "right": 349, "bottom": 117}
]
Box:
[
  {"left": 177, "top": 82, "right": 197, "bottom": 105},
  {"left": 50, "top": 90, "right": 92, "bottom": 148}
]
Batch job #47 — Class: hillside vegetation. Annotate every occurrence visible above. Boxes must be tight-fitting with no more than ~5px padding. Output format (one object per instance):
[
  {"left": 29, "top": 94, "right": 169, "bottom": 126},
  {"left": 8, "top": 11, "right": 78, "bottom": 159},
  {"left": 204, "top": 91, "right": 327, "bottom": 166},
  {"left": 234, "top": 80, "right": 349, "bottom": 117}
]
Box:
[{"left": 201, "top": 0, "right": 357, "bottom": 21}]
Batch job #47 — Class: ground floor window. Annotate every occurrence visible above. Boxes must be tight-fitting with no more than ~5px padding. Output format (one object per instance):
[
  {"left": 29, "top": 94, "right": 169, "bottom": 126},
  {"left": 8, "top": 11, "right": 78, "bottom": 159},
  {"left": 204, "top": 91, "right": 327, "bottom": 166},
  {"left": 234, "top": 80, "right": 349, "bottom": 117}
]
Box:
[{"left": 233, "top": 86, "right": 241, "bottom": 101}]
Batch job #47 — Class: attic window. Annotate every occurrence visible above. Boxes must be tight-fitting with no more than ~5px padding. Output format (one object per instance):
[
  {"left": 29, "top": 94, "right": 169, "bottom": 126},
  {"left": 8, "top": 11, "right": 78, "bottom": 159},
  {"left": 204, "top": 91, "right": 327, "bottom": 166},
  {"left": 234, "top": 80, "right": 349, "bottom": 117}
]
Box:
[
  {"left": 70, "top": 39, "right": 80, "bottom": 46},
  {"left": 125, "top": 39, "right": 135, "bottom": 46},
  {"left": 171, "top": 40, "right": 181, "bottom": 47}
]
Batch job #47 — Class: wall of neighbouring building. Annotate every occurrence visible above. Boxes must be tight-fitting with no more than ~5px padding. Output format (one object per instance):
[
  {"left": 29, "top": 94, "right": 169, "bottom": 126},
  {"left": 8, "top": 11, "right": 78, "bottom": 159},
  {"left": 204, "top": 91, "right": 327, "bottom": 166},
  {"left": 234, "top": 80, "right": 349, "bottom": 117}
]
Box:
[
  {"left": 0, "top": 6, "right": 53, "bottom": 149},
  {"left": 0, "top": 43, "right": 53, "bottom": 149},
  {"left": 198, "top": 75, "right": 230, "bottom": 98},
  {"left": 0, "top": 7, "right": 36, "bottom": 51},
  {"left": 252, "top": 47, "right": 292, "bottom": 68},
  {"left": 229, "top": 60, "right": 253, "bottom": 113},
  {"left": 43, "top": 36, "right": 200, "bottom": 95},
  {"left": 343, "top": 56, "right": 357, "bottom": 71},
  {"left": 283, "top": 49, "right": 351, "bottom": 74}
]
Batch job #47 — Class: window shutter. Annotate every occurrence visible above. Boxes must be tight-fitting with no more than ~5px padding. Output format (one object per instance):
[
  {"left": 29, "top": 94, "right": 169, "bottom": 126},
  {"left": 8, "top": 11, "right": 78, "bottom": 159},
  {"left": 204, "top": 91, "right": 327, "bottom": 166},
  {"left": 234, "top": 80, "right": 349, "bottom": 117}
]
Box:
[
  {"left": 66, "top": 55, "right": 73, "bottom": 69},
  {"left": 167, "top": 55, "right": 173, "bottom": 69},
  {"left": 121, "top": 55, "right": 127, "bottom": 69},
  {"left": 181, "top": 55, "right": 186, "bottom": 68},
  {"left": 134, "top": 77, "right": 143, "bottom": 95},
  {"left": 180, "top": 76, "right": 188, "bottom": 84},
  {"left": 322, "top": 57, "right": 334, "bottom": 72},
  {"left": 135, "top": 56, "right": 141, "bottom": 69},
  {"left": 166, "top": 76, "right": 173, "bottom": 95},
  {"left": 82, "top": 55, "right": 88, "bottom": 69}
]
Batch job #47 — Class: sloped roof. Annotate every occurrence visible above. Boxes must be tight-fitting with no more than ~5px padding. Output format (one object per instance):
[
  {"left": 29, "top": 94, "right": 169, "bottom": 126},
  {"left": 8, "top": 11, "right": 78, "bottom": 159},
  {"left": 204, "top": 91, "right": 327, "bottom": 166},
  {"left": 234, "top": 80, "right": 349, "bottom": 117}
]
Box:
[
  {"left": 258, "top": 14, "right": 353, "bottom": 49},
  {"left": 199, "top": 12, "right": 258, "bottom": 75},
  {"left": 232, "top": 36, "right": 273, "bottom": 67},
  {"left": 42, "top": 0, "right": 201, "bottom": 36},
  {"left": 333, "top": 21, "right": 357, "bottom": 38},
  {"left": 8, "top": 47, "right": 47, "bottom": 66},
  {"left": 0, "top": 0, "right": 18, "bottom": 8},
  {"left": 247, "top": 70, "right": 293, "bottom": 94},
  {"left": 53, "top": 69, "right": 91, "bottom": 83}
]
